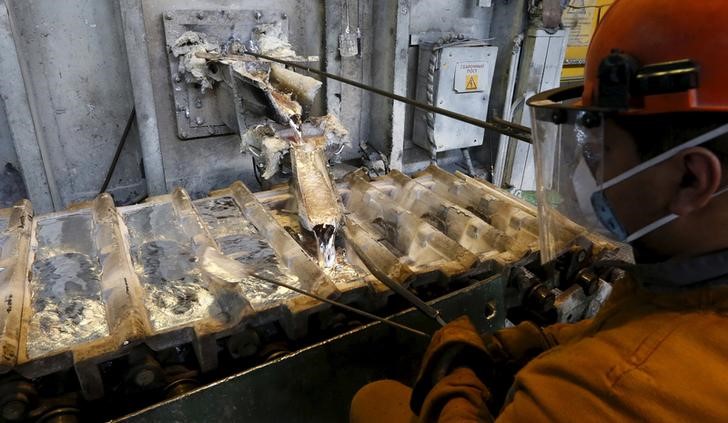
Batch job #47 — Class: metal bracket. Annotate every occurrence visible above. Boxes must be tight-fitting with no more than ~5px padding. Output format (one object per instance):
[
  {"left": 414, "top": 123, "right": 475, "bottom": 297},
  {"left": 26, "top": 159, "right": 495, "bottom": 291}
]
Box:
[
  {"left": 162, "top": 9, "right": 286, "bottom": 140},
  {"left": 225, "top": 65, "right": 249, "bottom": 148}
]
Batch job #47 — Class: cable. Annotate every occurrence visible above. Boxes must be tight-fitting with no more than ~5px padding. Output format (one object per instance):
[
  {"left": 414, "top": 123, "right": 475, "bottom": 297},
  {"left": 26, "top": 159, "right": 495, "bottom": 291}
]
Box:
[
  {"left": 566, "top": 0, "right": 613, "bottom": 10},
  {"left": 425, "top": 35, "right": 462, "bottom": 161},
  {"left": 100, "top": 107, "right": 136, "bottom": 195},
  {"left": 566, "top": 1, "right": 613, "bottom": 31}
]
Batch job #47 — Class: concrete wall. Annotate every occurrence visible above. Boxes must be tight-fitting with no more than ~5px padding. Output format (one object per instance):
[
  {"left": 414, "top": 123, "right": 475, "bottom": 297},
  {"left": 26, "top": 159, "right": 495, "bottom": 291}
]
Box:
[
  {"left": 3, "top": 0, "right": 145, "bottom": 211},
  {"left": 129, "top": 0, "right": 326, "bottom": 200},
  {"left": 0, "top": 97, "right": 27, "bottom": 208},
  {"left": 0, "top": 0, "right": 527, "bottom": 212}
]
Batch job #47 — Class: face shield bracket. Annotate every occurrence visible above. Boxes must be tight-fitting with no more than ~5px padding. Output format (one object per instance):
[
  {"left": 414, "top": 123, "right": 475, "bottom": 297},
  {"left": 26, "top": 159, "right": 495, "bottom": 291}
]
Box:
[
  {"left": 598, "top": 51, "right": 700, "bottom": 109},
  {"left": 598, "top": 51, "right": 641, "bottom": 109}
]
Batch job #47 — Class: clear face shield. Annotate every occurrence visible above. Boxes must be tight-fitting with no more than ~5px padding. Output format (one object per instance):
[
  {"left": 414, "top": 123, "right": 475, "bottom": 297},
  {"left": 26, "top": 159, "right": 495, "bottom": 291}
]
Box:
[
  {"left": 529, "top": 88, "right": 728, "bottom": 265},
  {"left": 529, "top": 105, "right": 609, "bottom": 264}
]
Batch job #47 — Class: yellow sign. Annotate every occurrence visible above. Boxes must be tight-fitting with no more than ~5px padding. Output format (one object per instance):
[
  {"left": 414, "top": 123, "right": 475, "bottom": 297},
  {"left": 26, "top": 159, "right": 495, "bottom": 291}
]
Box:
[
  {"left": 561, "top": 0, "right": 613, "bottom": 81},
  {"left": 465, "top": 74, "right": 478, "bottom": 90},
  {"left": 562, "top": 1, "right": 598, "bottom": 47}
]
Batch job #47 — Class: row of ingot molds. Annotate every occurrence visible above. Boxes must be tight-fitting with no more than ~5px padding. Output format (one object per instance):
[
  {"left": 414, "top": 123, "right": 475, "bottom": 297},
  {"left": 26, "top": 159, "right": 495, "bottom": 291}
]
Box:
[
  {"left": 411, "top": 166, "right": 541, "bottom": 248},
  {"left": 369, "top": 170, "right": 531, "bottom": 266},
  {"left": 253, "top": 174, "right": 488, "bottom": 293},
  {"left": 2, "top": 185, "right": 342, "bottom": 399},
  {"left": 254, "top": 169, "right": 512, "bottom": 293},
  {"left": 119, "top": 186, "right": 338, "bottom": 367},
  {"left": 0, "top": 201, "right": 33, "bottom": 373},
  {"left": 343, "top": 171, "right": 480, "bottom": 286},
  {"left": 412, "top": 166, "right": 614, "bottom": 258},
  {"left": 0, "top": 166, "right": 564, "bottom": 400}
]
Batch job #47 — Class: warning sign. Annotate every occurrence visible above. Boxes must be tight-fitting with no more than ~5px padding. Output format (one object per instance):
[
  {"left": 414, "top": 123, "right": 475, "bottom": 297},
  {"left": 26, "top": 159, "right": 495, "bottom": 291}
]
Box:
[
  {"left": 465, "top": 74, "right": 479, "bottom": 90},
  {"left": 562, "top": 0, "right": 598, "bottom": 47},
  {"left": 454, "top": 61, "right": 487, "bottom": 93}
]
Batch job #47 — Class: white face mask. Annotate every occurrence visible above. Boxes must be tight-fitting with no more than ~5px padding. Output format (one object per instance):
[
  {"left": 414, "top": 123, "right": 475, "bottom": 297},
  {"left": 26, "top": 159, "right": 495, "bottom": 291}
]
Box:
[
  {"left": 572, "top": 158, "right": 608, "bottom": 233},
  {"left": 572, "top": 122, "right": 728, "bottom": 243}
]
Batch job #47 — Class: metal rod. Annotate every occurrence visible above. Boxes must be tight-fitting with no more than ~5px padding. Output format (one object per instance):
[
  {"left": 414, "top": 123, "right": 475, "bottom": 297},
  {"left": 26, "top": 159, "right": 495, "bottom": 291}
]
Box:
[
  {"left": 120, "top": 0, "right": 167, "bottom": 196},
  {"left": 462, "top": 148, "right": 476, "bottom": 177},
  {"left": 250, "top": 272, "right": 431, "bottom": 339},
  {"left": 100, "top": 107, "right": 135, "bottom": 195},
  {"left": 198, "top": 51, "right": 532, "bottom": 143},
  {"left": 345, "top": 229, "right": 447, "bottom": 327}
]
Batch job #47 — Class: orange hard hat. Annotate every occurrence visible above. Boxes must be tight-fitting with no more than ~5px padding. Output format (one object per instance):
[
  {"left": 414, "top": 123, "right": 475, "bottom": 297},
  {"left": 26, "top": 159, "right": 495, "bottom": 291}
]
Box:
[
  {"left": 581, "top": 0, "right": 728, "bottom": 114},
  {"left": 525, "top": 0, "right": 728, "bottom": 264}
]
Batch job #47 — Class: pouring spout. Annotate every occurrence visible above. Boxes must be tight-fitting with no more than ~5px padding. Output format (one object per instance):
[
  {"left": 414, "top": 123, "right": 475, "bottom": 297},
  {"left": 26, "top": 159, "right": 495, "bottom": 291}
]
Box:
[{"left": 313, "top": 224, "right": 337, "bottom": 268}]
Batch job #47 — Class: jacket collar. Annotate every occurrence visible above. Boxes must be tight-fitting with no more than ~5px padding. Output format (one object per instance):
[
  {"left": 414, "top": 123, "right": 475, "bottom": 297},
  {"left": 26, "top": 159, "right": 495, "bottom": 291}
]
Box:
[{"left": 603, "top": 248, "right": 728, "bottom": 289}]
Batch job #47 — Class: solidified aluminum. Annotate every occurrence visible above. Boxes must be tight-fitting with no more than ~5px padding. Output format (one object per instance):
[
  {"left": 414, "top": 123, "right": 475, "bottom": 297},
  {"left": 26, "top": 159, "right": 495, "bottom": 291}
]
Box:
[
  {"left": 227, "top": 59, "right": 303, "bottom": 124},
  {"left": 124, "top": 202, "right": 220, "bottom": 332},
  {"left": 175, "top": 32, "right": 307, "bottom": 125},
  {"left": 171, "top": 31, "right": 220, "bottom": 92},
  {"left": 373, "top": 171, "right": 531, "bottom": 264},
  {"left": 27, "top": 212, "right": 109, "bottom": 360},
  {"left": 193, "top": 196, "right": 302, "bottom": 309},
  {"left": 248, "top": 22, "right": 297, "bottom": 59},
  {"left": 242, "top": 114, "right": 350, "bottom": 180},
  {"left": 290, "top": 142, "right": 343, "bottom": 268},
  {"left": 270, "top": 64, "right": 322, "bottom": 106}
]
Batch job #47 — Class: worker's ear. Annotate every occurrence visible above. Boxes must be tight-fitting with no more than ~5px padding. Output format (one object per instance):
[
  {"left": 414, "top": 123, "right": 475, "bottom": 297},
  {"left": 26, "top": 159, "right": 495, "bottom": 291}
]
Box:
[{"left": 669, "top": 147, "right": 723, "bottom": 216}]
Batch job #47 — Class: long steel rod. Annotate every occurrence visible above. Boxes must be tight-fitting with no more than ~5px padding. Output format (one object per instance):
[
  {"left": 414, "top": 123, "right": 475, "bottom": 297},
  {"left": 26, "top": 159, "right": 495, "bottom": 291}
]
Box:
[
  {"left": 250, "top": 272, "right": 431, "bottom": 339},
  {"left": 346, "top": 230, "right": 447, "bottom": 327},
  {"left": 198, "top": 51, "right": 532, "bottom": 143},
  {"left": 100, "top": 107, "right": 135, "bottom": 194}
]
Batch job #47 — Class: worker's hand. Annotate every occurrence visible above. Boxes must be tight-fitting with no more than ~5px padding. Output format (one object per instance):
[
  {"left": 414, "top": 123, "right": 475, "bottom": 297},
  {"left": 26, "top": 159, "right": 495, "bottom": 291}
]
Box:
[
  {"left": 410, "top": 317, "right": 492, "bottom": 416},
  {"left": 419, "top": 367, "right": 493, "bottom": 423}
]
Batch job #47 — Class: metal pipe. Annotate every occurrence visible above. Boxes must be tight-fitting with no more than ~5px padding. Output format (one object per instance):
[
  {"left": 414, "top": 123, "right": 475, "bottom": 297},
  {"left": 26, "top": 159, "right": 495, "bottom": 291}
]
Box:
[
  {"left": 199, "top": 52, "right": 533, "bottom": 143},
  {"left": 462, "top": 148, "right": 476, "bottom": 177},
  {"left": 494, "top": 33, "right": 525, "bottom": 187},
  {"left": 119, "top": 0, "right": 167, "bottom": 196}
]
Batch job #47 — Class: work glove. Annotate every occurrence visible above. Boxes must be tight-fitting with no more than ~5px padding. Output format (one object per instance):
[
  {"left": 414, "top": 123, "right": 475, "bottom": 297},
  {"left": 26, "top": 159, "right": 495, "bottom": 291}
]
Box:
[
  {"left": 410, "top": 317, "right": 493, "bottom": 417},
  {"left": 411, "top": 317, "right": 555, "bottom": 418},
  {"left": 418, "top": 367, "right": 493, "bottom": 423}
]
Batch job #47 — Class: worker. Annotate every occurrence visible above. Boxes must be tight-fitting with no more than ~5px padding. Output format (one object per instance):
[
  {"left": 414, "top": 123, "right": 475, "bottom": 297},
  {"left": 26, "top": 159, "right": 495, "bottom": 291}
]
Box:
[{"left": 350, "top": 0, "right": 728, "bottom": 421}]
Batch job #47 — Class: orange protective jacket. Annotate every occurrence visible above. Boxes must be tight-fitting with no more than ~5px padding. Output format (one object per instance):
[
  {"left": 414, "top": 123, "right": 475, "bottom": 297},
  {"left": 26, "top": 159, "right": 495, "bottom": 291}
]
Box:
[{"left": 428, "top": 274, "right": 728, "bottom": 422}]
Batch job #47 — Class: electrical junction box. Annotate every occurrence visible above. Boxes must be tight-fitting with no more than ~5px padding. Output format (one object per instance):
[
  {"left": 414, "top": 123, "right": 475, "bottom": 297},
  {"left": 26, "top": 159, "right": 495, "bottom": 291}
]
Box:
[{"left": 413, "top": 42, "right": 498, "bottom": 153}]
